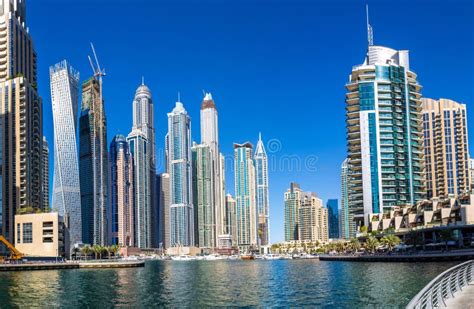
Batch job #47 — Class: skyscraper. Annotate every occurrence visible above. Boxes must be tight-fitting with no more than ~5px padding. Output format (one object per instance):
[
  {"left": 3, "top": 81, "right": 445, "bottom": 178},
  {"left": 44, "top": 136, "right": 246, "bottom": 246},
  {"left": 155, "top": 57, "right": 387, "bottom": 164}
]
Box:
[
  {"left": 284, "top": 182, "right": 302, "bottom": 241},
  {"left": 234, "top": 142, "right": 257, "bottom": 251},
  {"left": 422, "top": 98, "right": 470, "bottom": 198},
  {"left": 225, "top": 193, "right": 237, "bottom": 247},
  {"left": 50, "top": 60, "right": 82, "bottom": 247},
  {"left": 200, "top": 92, "right": 225, "bottom": 246},
  {"left": 346, "top": 21, "right": 424, "bottom": 228},
  {"left": 254, "top": 133, "right": 270, "bottom": 246},
  {"left": 192, "top": 143, "right": 215, "bottom": 248},
  {"left": 42, "top": 137, "right": 49, "bottom": 210},
  {"left": 157, "top": 173, "right": 170, "bottom": 249},
  {"left": 1, "top": 0, "right": 44, "bottom": 243},
  {"left": 168, "top": 101, "right": 194, "bottom": 247},
  {"left": 109, "top": 135, "right": 134, "bottom": 247},
  {"left": 298, "top": 193, "right": 328, "bottom": 243},
  {"left": 340, "top": 159, "right": 351, "bottom": 239},
  {"left": 127, "top": 129, "right": 150, "bottom": 248},
  {"left": 132, "top": 80, "right": 156, "bottom": 247},
  {"left": 326, "top": 199, "right": 339, "bottom": 239},
  {"left": 79, "top": 77, "right": 109, "bottom": 246}
]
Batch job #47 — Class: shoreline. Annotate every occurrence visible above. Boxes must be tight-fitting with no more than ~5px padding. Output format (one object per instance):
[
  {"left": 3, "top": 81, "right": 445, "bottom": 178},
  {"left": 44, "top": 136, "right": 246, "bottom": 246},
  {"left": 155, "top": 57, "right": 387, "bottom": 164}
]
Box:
[
  {"left": 0, "top": 260, "right": 145, "bottom": 272},
  {"left": 319, "top": 251, "right": 474, "bottom": 262}
]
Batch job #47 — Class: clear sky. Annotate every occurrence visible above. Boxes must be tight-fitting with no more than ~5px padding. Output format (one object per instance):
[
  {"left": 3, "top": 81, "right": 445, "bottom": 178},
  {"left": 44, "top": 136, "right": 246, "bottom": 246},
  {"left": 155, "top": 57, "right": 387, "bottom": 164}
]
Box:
[{"left": 31, "top": 0, "right": 473, "bottom": 243}]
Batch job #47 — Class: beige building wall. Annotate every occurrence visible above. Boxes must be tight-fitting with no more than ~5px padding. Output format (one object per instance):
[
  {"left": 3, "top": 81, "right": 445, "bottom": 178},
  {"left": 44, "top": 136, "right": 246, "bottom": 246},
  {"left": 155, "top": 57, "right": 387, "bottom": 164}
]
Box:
[
  {"left": 297, "top": 193, "right": 329, "bottom": 243},
  {"left": 422, "top": 98, "right": 470, "bottom": 198},
  {"left": 14, "top": 213, "right": 65, "bottom": 257}
]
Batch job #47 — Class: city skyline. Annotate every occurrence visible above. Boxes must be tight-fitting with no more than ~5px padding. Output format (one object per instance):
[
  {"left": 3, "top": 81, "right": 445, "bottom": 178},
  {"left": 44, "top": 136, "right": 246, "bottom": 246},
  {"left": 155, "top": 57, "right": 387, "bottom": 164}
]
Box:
[{"left": 30, "top": 1, "right": 473, "bottom": 243}]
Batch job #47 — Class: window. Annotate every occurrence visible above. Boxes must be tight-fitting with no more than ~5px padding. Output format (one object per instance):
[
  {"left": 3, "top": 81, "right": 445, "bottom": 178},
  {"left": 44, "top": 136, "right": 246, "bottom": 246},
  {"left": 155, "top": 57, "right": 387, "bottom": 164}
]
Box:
[
  {"left": 16, "top": 223, "right": 21, "bottom": 244},
  {"left": 23, "top": 223, "right": 33, "bottom": 243}
]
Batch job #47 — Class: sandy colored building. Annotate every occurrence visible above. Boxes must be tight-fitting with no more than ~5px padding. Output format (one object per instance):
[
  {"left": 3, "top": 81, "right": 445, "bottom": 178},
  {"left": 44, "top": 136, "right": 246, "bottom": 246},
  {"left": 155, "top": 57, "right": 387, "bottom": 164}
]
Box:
[
  {"left": 422, "top": 98, "right": 470, "bottom": 198},
  {"left": 14, "top": 213, "right": 65, "bottom": 258}
]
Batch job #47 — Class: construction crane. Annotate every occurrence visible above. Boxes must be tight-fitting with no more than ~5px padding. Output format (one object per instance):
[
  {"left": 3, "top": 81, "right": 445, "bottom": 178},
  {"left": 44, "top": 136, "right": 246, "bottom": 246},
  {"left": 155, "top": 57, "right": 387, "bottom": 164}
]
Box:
[{"left": 0, "top": 235, "right": 24, "bottom": 262}]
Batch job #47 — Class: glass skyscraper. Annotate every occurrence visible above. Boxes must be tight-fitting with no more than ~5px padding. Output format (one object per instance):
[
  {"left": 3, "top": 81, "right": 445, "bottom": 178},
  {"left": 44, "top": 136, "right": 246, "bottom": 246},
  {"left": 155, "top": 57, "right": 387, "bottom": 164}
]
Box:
[
  {"left": 79, "top": 77, "right": 109, "bottom": 246},
  {"left": 254, "top": 133, "right": 270, "bottom": 246},
  {"left": 326, "top": 199, "right": 339, "bottom": 239},
  {"left": 234, "top": 142, "right": 257, "bottom": 251},
  {"left": 50, "top": 60, "right": 82, "bottom": 247},
  {"left": 168, "top": 101, "right": 194, "bottom": 247},
  {"left": 346, "top": 43, "right": 424, "bottom": 228}
]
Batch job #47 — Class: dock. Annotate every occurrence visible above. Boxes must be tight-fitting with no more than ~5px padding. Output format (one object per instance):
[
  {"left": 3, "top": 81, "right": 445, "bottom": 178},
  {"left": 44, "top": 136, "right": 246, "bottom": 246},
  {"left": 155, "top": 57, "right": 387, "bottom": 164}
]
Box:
[{"left": 0, "top": 260, "right": 145, "bottom": 271}]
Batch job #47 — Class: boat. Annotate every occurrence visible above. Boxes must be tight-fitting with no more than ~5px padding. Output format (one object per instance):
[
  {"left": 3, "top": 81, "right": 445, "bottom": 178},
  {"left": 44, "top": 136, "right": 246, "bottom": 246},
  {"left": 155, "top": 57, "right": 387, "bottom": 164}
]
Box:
[
  {"left": 170, "top": 255, "right": 196, "bottom": 261},
  {"left": 263, "top": 254, "right": 283, "bottom": 260},
  {"left": 241, "top": 254, "right": 255, "bottom": 260},
  {"left": 204, "top": 254, "right": 225, "bottom": 261},
  {"left": 293, "top": 253, "right": 318, "bottom": 259}
]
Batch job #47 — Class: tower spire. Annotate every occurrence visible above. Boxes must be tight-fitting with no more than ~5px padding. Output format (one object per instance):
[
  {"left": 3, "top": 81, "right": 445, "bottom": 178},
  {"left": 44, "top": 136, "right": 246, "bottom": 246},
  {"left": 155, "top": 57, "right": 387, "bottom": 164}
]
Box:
[
  {"left": 366, "top": 4, "right": 374, "bottom": 46},
  {"left": 142, "top": 76, "right": 144, "bottom": 85}
]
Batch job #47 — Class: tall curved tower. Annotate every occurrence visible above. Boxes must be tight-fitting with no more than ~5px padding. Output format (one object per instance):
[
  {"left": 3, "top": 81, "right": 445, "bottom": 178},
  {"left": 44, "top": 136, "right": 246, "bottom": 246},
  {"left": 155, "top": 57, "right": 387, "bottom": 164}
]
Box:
[{"left": 50, "top": 60, "right": 82, "bottom": 247}]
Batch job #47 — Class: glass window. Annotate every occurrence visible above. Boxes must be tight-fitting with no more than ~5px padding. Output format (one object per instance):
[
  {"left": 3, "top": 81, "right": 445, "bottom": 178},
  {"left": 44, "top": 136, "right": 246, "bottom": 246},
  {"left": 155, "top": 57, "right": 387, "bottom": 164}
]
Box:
[{"left": 23, "top": 223, "right": 33, "bottom": 243}]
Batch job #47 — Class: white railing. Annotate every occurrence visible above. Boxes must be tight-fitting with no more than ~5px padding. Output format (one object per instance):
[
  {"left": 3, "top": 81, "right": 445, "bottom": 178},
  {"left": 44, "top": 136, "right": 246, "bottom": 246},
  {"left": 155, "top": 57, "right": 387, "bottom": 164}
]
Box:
[{"left": 406, "top": 260, "right": 474, "bottom": 309}]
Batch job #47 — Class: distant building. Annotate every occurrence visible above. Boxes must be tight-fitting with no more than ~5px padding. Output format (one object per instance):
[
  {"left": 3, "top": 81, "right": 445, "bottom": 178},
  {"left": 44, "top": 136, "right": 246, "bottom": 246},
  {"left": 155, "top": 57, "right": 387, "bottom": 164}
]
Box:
[
  {"left": 109, "top": 135, "right": 134, "bottom": 247},
  {"left": 79, "top": 77, "right": 109, "bottom": 246},
  {"left": 284, "top": 182, "right": 302, "bottom": 241},
  {"left": 298, "top": 191, "right": 328, "bottom": 243},
  {"left": 234, "top": 142, "right": 257, "bottom": 251},
  {"left": 200, "top": 93, "right": 226, "bottom": 246},
  {"left": 50, "top": 60, "right": 82, "bottom": 247},
  {"left": 340, "top": 159, "right": 353, "bottom": 239},
  {"left": 225, "top": 193, "right": 237, "bottom": 247},
  {"left": 422, "top": 98, "right": 470, "bottom": 198},
  {"left": 157, "top": 173, "right": 170, "bottom": 249},
  {"left": 127, "top": 130, "right": 150, "bottom": 248},
  {"left": 168, "top": 101, "right": 194, "bottom": 247},
  {"left": 471, "top": 159, "right": 474, "bottom": 192},
  {"left": 192, "top": 143, "right": 215, "bottom": 248},
  {"left": 15, "top": 213, "right": 66, "bottom": 258},
  {"left": 42, "top": 137, "right": 50, "bottom": 210},
  {"left": 254, "top": 133, "right": 270, "bottom": 246},
  {"left": 326, "top": 199, "right": 339, "bottom": 239}
]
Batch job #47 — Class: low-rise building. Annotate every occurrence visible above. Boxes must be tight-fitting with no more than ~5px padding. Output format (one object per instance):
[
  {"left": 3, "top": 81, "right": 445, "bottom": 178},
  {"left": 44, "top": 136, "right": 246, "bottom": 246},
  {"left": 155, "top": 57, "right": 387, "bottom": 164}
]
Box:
[{"left": 14, "top": 213, "right": 66, "bottom": 258}]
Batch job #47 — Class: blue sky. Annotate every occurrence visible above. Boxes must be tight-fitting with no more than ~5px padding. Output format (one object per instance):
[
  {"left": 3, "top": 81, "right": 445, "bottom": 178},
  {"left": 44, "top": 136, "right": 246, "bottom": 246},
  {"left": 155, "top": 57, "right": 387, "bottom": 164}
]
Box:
[{"left": 31, "top": 0, "right": 473, "bottom": 243}]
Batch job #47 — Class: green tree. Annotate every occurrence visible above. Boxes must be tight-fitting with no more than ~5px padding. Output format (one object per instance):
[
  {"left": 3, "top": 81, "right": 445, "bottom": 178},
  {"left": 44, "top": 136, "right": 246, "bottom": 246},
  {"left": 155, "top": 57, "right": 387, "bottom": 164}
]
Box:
[
  {"left": 81, "top": 245, "right": 92, "bottom": 260},
  {"left": 360, "top": 226, "right": 368, "bottom": 234},
  {"left": 381, "top": 234, "right": 401, "bottom": 252},
  {"left": 365, "top": 236, "right": 379, "bottom": 254},
  {"left": 349, "top": 238, "right": 361, "bottom": 252}
]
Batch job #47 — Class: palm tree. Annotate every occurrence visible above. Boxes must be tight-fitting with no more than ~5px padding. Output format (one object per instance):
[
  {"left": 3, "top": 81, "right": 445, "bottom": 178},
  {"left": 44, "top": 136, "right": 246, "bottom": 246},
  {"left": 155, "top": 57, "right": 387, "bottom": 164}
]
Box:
[
  {"left": 365, "top": 236, "right": 379, "bottom": 254},
  {"left": 381, "top": 234, "right": 401, "bottom": 252},
  {"left": 81, "top": 245, "right": 92, "bottom": 260},
  {"left": 349, "top": 238, "right": 361, "bottom": 253},
  {"left": 110, "top": 245, "right": 120, "bottom": 259},
  {"left": 91, "top": 245, "right": 102, "bottom": 260}
]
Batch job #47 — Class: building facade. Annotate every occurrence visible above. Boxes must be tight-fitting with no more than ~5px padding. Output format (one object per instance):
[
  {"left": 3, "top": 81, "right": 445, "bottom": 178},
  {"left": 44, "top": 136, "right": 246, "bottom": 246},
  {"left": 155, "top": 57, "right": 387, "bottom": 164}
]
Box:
[
  {"left": 284, "top": 182, "right": 302, "bottom": 241},
  {"left": 254, "top": 133, "right": 270, "bottom": 246},
  {"left": 200, "top": 93, "right": 226, "bottom": 246},
  {"left": 346, "top": 44, "right": 424, "bottom": 228},
  {"left": 191, "top": 143, "right": 215, "bottom": 248},
  {"left": 127, "top": 130, "right": 150, "bottom": 248},
  {"left": 42, "top": 137, "right": 49, "bottom": 210},
  {"left": 131, "top": 81, "right": 156, "bottom": 247},
  {"left": 157, "top": 173, "right": 170, "bottom": 249},
  {"left": 1, "top": 0, "right": 44, "bottom": 243},
  {"left": 79, "top": 77, "right": 109, "bottom": 246},
  {"left": 50, "top": 60, "right": 82, "bottom": 247},
  {"left": 168, "top": 101, "right": 194, "bottom": 247},
  {"left": 326, "top": 199, "right": 339, "bottom": 239},
  {"left": 225, "top": 193, "right": 237, "bottom": 247},
  {"left": 109, "top": 135, "right": 134, "bottom": 247},
  {"left": 340, "top": 159, "right": 352, "bottom": 239},
  {"left": 234, "top": 143, "right": 257, "bottom": 251},
  {"left": 298, "top": 194, "right": 328, "bottom": 243},
  {"left": 422, "top": 98, "right": 470, "bottom": 198}
]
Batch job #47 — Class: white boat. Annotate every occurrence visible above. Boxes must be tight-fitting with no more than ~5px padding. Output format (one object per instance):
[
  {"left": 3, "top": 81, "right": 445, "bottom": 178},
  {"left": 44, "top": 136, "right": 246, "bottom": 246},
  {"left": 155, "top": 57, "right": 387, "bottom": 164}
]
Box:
[
  {"left": 204, "top": 254, "right": 225, "bottom": 261},
  {"left": 263, "top": 254, "right": 283, "bottom": 260},
  {"left": 293, "top": 253, "right": 318, "bottom": 259},
  {"left": 171, "top": 255, "right": 196, "bottom": 261}
]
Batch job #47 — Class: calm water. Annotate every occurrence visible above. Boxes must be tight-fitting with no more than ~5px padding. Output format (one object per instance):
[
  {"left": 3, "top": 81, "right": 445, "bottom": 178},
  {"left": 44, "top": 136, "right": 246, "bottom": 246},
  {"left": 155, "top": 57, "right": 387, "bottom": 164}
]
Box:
[{"left": 0, "top": 260, "right": 459, "bottom": 307}]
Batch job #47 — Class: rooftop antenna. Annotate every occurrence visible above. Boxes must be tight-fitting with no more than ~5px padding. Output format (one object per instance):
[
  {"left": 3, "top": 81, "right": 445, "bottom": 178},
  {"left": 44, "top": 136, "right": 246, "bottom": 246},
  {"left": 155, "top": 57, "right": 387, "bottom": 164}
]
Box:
[
  {"left": 366, "top": 4, "right": 374, "bottom": 46},
  {"left": 177, "top": 91, "right": 181, "bottom": 102},
  {"left": 142, "top": 76, "right": 145, "bottom": 85}
]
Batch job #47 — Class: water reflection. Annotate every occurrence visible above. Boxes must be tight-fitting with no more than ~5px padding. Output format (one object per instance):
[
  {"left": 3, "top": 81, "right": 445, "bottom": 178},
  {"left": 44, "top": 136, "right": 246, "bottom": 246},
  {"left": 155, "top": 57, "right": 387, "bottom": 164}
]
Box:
[{"left": 0, "top": 260, "right": 459, "bottom": 307}]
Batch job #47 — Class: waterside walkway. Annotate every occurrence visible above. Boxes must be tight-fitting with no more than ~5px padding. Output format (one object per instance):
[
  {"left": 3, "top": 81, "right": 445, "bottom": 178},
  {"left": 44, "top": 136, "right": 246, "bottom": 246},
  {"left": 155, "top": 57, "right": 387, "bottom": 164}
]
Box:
[
  {"left": 0, "top": 260, "right": 145, "bottom": 271},
  {"left": 443, "top": 283, "right": 474, "bottom": 308},
  {"left": 320, "top": 250, "right": 474, "bottom": 262}
]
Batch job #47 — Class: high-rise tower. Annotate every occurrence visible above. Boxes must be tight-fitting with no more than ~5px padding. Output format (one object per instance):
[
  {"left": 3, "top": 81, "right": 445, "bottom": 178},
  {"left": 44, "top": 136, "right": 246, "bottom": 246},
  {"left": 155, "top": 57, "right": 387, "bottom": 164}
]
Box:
[
  {"left": 79, "top": 74, "right": 109, "bottom": 246},
  {"left": 0, "top": 0, "right": 44, "bottom": 242},
  {"left": 345, "top": 12, "right": 424, "bottom": 228},
  {"left": 42, "top": 137, "right": 50, "bottom": 210},
  {"left": 234, "top": 142, "right": 257, "bottom": 251},
  {"left": 422, "top": 98, "right": 470, "bottom": 198},
  {"left": 254, "top": 133, "right": 270, "bottom": 246},
  {"left": 50, "top": 60, "right": 82, "bottom": 247},
  {"left": 200, "top": 92, "right": 226, "bottom": 247},
  {"left": 109, "top": 135, "right": 134, "bottom": 247},
  {"left": 168, "top": 101, "right": 194, "bottom": 247}
]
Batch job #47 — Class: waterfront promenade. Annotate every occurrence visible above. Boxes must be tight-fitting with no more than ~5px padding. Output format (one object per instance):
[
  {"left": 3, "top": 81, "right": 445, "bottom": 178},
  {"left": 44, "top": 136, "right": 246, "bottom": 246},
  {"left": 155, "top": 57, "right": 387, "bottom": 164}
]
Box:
[
  {"left": 444, "top": 284, "right": 474, "bottom": 308},
  {"left": 320, "top": 250, "right": 474, "bottom": 262},
  {"left": 0, "top": 260, "right": 144, "bottom": 271}
]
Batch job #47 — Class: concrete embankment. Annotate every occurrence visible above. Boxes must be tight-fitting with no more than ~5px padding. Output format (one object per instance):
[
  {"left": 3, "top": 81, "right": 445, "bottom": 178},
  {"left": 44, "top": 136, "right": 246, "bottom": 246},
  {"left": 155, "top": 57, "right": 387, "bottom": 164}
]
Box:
[
  {"left": 0, "top": 260, "right": 145, "bottom": 271},
  {"left": 319, "top": 251, "right": 474, "bottom": 262}
]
